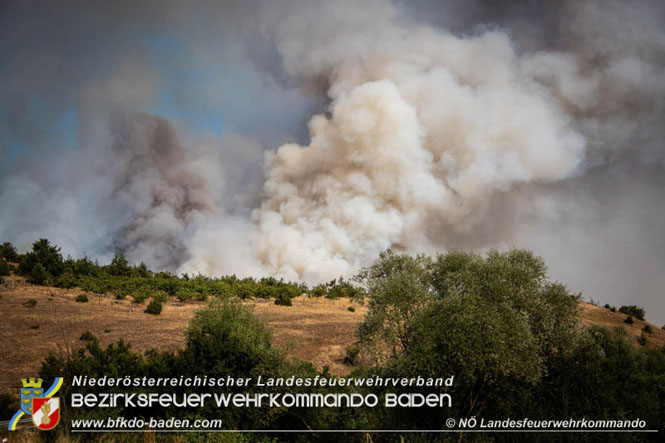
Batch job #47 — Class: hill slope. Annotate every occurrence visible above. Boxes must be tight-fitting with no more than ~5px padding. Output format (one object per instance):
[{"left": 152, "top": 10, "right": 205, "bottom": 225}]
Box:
[{"left": 1, "top": 275, "right": 662, "bottom": 392}]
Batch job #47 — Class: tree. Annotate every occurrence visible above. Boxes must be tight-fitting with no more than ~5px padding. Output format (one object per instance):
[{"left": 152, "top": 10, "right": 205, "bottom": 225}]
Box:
[
  {"left": 0, "top": 258, "right": 10, "bottom": 277},
  {"left": 0, "top": 242, "right": 18, "bottom": 261},
  {"left": 29, "top": 263, "right": 50, "bottom": 285},
  {"left": 619, "top": 305, "right": 646, "bottom": 321},
  {"left": 357, "top": 249, "right": 581, "bottom": 417},
  {"left": 19, "top": 239, "right": 64, "bottom": 278},
  {"left": 108, "top": 253, "right": 131, "bottom": 277}
]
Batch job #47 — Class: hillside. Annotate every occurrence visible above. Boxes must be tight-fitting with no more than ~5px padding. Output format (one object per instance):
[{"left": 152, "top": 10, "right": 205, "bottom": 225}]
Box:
[{"left": 1, "top": 274, "right": 662, "bottom": 393}]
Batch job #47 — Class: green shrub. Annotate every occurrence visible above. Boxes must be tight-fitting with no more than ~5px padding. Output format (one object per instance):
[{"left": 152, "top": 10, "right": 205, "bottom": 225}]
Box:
[
  {"left": 54, "top": 271, "right": 77, "bottom": 288},
  {"left": 603, "top": 303, "right": 617, "bottom": 312},
  {"left": 624, "top": 316, "right": 634, "bottom": 325},
  {"left": 619, "top": 305, "right": 645, "bottom": 321},
  {"left": 145, "top": 299, "right": 163, "bottom": 315},
  {"left": 80, "top": 330, "right": 96, "bottom": 341},
  {"left": 348, "top": 306, "right": 356, "bottom": 312},
  {"left": 343, "top": 346, "right": 360, "bottom": 365},
  {"left": 274, "top": 288, "right": 293, "bottom": 306},
  {"left": 638, "top": 333, "right": 647, "bottom": 346},
  {"left": 0, "top": 258, "right": 10, "bottom": 276},
  {"left": 643, "top": 324, "right": 653, "bottom": 334},
  {"left": 23, "top": 299, "right": 37, "bottom": 308},
  {"left": 152, "top": 290, "right": 169, "bottom": 303},
  {"left": 30, "top": 324, "right": 40, "bottom": 329},
  {"left": 75, "top": 293, "right": 89, "bottom": 303}
]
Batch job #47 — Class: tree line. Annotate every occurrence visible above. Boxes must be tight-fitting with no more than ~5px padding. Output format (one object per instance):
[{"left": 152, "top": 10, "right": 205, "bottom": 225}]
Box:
[{"left": 1, "top": 241, "right": 664, "bottom": 441}]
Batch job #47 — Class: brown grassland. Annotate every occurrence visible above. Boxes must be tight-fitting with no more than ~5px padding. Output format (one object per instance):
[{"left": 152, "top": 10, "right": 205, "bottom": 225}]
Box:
[{"left": 1, "top": 274, "right": 663, "bottom": 394}]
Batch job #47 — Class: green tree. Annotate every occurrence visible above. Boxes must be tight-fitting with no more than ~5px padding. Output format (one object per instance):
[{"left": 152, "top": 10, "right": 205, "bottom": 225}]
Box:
[
  {"left": 29, "top": 262, "right": 50, "bottom": 285},
  {"left": 19, "top": 238, "right": 64, "bottom": 278},
  {"left": 0, "top": 257, "right": 10, "bottom": 276},
  {"left": 108, "top": 253, "right": 131, "bottom": 277},
  {"left": 0, "top": 242, "right": 18, "bottom": 261},
  {"left": 358, "top": 249, "right": 581, "bottom": 417},
  {"left": 619, "top": 305, "right": 646, "bottom": 321}
]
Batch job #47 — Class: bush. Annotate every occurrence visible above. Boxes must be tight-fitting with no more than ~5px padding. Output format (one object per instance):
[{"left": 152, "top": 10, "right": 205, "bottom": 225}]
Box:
[
  {"left": 30, "top": 324, "right": 40, "bottom": 329},
  {"left": 75, "top": 293, "right": 89, "bottom": 303},
  {"left": 145, "top": 299, "right": 163, "bottom": 315},
  {"left": 603, "top": 303, "right": 617, "bottom": 312},
  {"left": 23, "top": 299, "right": 37, "bottom": 308},
  {"left": 619, "top": 305, "right": 645, "bottom": 321},
  {"left": 638, "top": 333, "right": 648, "bottom": 346},
  {"left": 347, "top": 306, "right": 356, "bottom": 312},
  {"left": 624, "top": 316, "right": 634, "bottom": 325},
  {"left": 643, "top": 324, "right": 653, "bottom": 334},
  {"left": 274, "top": 288, "right": 293, "bottom": 306},
  {"left": 0, "top": 258, "right": 10, "bottom": 276},
  {"left": 80, "top": 330, "right": 96, "bottom": 341},
  {"left": 54, "top": 271, "right": 77, "bottom": 289},
  {"left": 343, "top": 346, "right": 360, "bottom": 365}
]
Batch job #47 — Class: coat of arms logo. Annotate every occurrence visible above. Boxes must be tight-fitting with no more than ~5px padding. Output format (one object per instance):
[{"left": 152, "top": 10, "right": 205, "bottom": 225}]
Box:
[{"left": 8, "top": 377, "right": 62, "bottom": 431}]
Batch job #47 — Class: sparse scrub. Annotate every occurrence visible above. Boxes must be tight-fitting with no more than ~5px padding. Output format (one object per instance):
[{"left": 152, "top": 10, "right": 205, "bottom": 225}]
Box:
[
  {"left": 23, "top": 299, "right": 37, "bottom": 308},
  {"left": 624, "top": 316, "right": 634, "bottom": 325},
  {"left": 643, "top": 324, "right": 653, "bottom": 334},
  {"left": 603, "top": 303, "right": 617, "bottom": 312},
  {"left": 347, "top": 306, "right": 356, "bottom": 312},
  {"left": 619, "top": 305, "right": 645, "bottom": 321},
  {"left": 75, "top": 293, "right": 89, "bottom": 303}
]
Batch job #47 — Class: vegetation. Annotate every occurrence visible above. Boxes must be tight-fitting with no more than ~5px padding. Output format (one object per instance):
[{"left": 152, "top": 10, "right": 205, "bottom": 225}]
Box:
[
  {"left": 145, "top": 299, "right": 163, "bottom": 315},
  {"left": 0, "top": 257, "right": 10, "bottom": 276},
  {"left": 3, "top": 238, "right": 664, "bottom": 439},
  {"left": 0, "top": 242, "right": 18, "bottom": 261},
  {"left": 625, "top": 315, "right": 634, "bottom": 325},
  {"left": 604, "top": 303, "right": 617, "bottom": 312},
  {"left": 75, "top": 293, "right": 89, "bottom": 303},
  {"left": 619, "top": 305, "right": 646, "bottom": 321}
]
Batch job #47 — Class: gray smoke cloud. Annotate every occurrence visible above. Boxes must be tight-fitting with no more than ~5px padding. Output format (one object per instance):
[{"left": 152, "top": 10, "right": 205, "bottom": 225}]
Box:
[{"left": 1, "top": 0, "right": 664, "bottom": 320}]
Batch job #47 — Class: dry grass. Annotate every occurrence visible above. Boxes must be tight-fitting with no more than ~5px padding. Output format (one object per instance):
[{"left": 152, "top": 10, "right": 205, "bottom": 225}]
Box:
[
  {"left": 2, "top": 275, "right": 662, "bottom": 395},
  {"left": 0, "top": 277, "right": 366, "bottom": 393},
  {"left": 578, "top": 302, "right": 665, "bottom": 348}
]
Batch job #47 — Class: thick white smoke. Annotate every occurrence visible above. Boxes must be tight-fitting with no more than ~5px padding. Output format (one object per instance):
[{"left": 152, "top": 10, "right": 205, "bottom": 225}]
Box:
[{"left": 250, "top": 2, "right": 588, "bottom": 281}]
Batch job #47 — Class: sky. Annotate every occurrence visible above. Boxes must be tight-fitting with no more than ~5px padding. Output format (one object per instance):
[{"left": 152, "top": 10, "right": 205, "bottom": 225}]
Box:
[{"left": 1, "top": 0, "right": 664, "bottom": 322}]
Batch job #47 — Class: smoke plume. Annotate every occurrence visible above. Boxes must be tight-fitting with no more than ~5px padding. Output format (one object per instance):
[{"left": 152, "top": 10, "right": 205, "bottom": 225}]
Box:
[{"left": 1, "top": 0, "right": 664, "bottom": 319}]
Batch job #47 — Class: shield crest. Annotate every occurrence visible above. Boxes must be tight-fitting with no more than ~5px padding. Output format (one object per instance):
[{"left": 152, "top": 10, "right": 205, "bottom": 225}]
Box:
[
  {"left": 31, "top": 397, "right": 60, "bottom": 430},
  {"left": 20, "top": 386, "right": 43, "bottom": 414}
]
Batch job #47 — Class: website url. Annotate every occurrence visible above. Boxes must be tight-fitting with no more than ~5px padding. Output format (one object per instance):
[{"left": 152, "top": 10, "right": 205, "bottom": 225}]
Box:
[{"left": 71, "top": 417, "right": 223, "bottom": 430}]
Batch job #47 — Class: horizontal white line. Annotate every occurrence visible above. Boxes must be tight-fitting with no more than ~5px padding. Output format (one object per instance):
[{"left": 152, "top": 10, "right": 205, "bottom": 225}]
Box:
[{"left": 71, "top": 429, "right": 660, "bottom": 433}]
